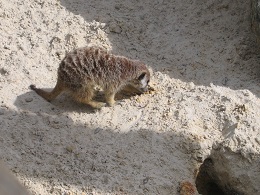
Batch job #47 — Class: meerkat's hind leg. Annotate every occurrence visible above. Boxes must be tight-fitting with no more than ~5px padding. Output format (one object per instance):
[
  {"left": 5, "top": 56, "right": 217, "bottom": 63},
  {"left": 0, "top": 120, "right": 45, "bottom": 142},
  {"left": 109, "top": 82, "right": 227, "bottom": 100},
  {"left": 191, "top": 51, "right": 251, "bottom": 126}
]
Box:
[
  {"left": 73, "top": 86, "right": 106, "bottom": 109},
  {"left": 30, "top": 80, "right": 65, "bottom": 102}
]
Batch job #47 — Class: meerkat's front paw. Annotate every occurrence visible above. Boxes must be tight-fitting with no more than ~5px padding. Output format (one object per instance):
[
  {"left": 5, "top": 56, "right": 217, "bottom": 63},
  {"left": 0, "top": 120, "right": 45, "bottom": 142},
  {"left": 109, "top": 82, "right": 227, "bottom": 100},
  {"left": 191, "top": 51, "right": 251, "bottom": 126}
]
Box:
[
  {"left": 95, "top": 102, "right": 106, "bottom": 109},
  {"left": 107, "top": 99, "right": 116, "bottom": 107},
  {"left": 105, "top": 94, "right": 116, "bottom": 107},
  {"left": 88, "top": 101, "right": 106, "bottom": 109}
]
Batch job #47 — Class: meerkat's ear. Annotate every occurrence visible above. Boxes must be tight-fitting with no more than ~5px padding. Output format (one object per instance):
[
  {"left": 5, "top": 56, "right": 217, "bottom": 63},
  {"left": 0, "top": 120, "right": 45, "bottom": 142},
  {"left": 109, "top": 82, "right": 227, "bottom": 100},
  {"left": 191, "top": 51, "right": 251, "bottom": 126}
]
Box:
[{"left": 138, "top": 72, "right": 146, "bottom": 80}]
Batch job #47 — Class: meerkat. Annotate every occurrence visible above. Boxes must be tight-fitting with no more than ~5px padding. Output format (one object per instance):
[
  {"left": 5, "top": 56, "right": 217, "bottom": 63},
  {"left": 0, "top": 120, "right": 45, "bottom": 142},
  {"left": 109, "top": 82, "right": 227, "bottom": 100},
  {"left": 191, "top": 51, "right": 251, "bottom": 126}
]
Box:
[{"left": 30, "top": 46, "right": 150, "bottom": 109}]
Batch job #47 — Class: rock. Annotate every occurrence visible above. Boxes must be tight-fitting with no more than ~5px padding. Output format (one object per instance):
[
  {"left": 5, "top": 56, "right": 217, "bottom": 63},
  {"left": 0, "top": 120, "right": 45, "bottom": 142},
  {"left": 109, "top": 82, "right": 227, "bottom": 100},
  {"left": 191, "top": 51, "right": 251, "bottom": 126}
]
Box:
[
  {"left": 0, "top": 68, "right": 9, "bottom": 76},
  {"left": 94, "top": 128, "right": 103, "bottom": 134},
  {"left": 25, "top": 97, "right": 33, "bottom": 102},
  {"left": 109, "top": 22, "right": 122, "bottom": 34},
  {"left": 209, "top": 149, "right": 260, "bottom": 194},
  {"left": 65, "top": 145, "right": 74, "bottom": 153}
]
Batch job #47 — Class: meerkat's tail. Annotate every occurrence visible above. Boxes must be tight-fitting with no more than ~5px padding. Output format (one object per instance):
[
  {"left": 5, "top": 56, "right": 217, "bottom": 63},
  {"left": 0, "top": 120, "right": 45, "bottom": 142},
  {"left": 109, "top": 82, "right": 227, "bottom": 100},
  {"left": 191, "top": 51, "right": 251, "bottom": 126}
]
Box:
[{"left": 30, "top": 80, "right": 64, "bottom": 102}]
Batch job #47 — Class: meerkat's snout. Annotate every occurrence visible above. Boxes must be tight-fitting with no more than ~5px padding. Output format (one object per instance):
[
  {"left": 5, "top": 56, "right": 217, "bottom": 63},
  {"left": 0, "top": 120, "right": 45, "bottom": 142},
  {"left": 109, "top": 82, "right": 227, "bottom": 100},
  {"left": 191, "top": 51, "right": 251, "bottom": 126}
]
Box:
[{"left": 139, "top": 84, "right": 149, "bottom": 93}]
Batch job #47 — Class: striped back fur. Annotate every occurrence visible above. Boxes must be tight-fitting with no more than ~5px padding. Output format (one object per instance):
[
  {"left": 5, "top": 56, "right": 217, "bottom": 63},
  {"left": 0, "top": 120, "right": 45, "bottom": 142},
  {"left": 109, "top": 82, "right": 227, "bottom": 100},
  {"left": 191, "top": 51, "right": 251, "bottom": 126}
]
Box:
[{"left": 58, "top": 46, "right": 150, "bottom": 93}]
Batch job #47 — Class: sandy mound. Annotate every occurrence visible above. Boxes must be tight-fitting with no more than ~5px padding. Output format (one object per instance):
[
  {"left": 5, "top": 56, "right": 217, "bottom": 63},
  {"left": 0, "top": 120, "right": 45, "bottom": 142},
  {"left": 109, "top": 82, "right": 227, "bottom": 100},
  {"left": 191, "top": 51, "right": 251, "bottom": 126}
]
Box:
[{"left": 0, "top": 0, "right": 259, "bottom": 194}]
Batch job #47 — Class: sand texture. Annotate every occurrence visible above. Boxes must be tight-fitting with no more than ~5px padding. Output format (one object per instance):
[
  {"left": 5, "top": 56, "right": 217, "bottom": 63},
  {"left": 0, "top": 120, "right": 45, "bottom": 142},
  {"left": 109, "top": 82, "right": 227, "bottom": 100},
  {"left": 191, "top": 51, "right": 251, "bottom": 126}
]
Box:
[{"left": 0, "top": 0, "right": 260, "bottom": 194}]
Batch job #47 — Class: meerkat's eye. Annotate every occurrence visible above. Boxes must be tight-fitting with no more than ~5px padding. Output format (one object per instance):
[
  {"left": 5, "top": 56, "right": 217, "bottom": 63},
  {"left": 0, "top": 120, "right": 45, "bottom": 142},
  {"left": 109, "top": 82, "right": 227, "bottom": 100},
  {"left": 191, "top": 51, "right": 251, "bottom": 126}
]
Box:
[{"left": 138, "top": 73, "right": 146, "bottom": 80}]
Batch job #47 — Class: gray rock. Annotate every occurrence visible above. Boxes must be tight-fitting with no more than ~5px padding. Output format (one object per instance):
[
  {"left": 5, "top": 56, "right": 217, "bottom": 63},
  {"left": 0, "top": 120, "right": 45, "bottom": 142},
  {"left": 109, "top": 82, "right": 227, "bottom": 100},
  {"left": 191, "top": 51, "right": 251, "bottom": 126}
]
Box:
[{"left": 25, "top": 97, "right": 33, "bottom": 102}]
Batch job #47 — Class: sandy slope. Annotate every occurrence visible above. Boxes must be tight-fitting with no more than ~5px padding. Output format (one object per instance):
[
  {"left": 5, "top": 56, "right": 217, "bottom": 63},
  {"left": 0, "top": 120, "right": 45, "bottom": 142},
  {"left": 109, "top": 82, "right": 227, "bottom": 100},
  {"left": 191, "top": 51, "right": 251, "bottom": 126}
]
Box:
[{"left": 0, "top": 0, "right": 260, "bottom": 194}]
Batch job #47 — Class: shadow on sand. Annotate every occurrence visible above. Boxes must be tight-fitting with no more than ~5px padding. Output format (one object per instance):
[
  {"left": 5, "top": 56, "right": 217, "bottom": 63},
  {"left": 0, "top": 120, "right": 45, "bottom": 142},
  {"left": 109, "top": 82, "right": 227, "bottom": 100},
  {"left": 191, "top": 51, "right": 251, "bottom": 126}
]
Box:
[{"left": 0, "top": 95, "right": 200, "bottom": 194}]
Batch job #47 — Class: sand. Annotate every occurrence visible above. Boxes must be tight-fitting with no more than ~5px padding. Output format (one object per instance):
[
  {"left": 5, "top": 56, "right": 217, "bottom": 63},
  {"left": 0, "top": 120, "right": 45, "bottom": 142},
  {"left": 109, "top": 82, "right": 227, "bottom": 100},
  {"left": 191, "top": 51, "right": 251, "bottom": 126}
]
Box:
[{"left": 0, "top": 0, "right": 260, "bottom": 194}]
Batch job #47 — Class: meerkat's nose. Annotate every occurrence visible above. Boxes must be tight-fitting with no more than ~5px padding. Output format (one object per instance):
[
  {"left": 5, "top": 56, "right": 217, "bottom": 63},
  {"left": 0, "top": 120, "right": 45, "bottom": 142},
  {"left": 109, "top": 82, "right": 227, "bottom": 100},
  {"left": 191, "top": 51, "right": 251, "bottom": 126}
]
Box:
[{"left": 140, "top": 86, "right": 148, "bottom": 93}]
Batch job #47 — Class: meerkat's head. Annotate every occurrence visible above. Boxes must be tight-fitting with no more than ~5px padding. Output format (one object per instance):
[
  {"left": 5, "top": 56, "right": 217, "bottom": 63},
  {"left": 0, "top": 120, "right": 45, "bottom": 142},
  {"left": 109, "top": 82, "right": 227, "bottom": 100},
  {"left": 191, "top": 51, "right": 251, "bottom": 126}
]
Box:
[{"left": 128, "top": 66, "right": 150, "bottom": 93}]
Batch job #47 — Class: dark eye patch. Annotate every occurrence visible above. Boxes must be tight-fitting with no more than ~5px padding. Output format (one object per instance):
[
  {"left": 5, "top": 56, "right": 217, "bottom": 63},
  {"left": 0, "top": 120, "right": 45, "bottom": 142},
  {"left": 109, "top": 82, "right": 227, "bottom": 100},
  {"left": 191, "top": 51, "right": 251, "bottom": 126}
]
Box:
[{"left": 138, "top": 73, "right": 146, "bottom": 80}]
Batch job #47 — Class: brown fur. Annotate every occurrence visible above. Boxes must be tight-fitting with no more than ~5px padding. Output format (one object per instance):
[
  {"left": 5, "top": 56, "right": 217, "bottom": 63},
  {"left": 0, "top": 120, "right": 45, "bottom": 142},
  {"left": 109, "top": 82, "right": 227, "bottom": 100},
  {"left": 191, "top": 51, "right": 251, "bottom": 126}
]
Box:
[
  {"left": 179, "top": 181, "right": 196, "bottom": 195},
  {"left": 30, "top": 46, "right": 150, "bottom": 108}
]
